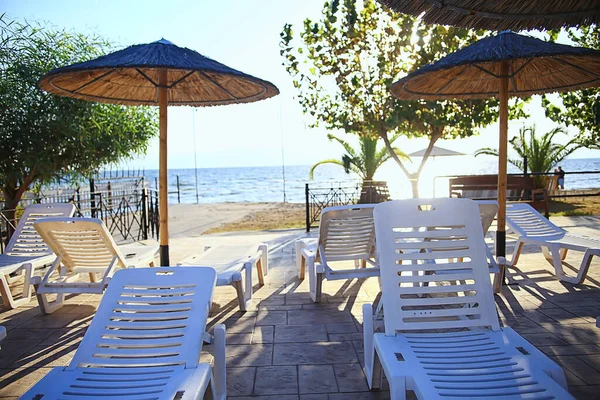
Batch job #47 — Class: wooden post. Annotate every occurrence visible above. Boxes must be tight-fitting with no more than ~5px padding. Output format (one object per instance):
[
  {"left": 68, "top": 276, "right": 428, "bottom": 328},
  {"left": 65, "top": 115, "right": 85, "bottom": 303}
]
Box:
[
  {"left": 158, "top": 68, "right": 170, "bottom": 266},
  {"left": 496, "top": 60, "right": 509, "bottom": 259}
]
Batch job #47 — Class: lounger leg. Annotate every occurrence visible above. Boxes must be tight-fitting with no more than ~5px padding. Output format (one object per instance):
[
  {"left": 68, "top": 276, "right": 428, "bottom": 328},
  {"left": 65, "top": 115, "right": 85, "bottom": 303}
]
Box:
[
  {"left": 0, "top": 263, "right": 33, "bottom": 309},
  {"left": 259, "top": 243, "right": 268, "bottom": 277},
  {"left": 388, "top": 374, "right": 407, "bottom": 400},
  {"left": 549, "top": 244, "right": 567, "bottom": 280},
  {"left": 32, "top": 280, "right": 65, "bottom": 315},
  {"left": 296, "top": 241, "right": 305, "bottom": 280},
  {"left": 362, "top": 303, "right": 377, "bottom": 389},
  {"left": 511, "top": 241, "right": 524, "bottom": 266},
  {"left": 560, "top": 248, "right": 568, "bottom": 261},
  {"left": 232, "top": 279, "right": 247, "bottom": 312},
  {"left": 212, "top": 324, "right": 226, "bottom": 400},
  {"left": 569, "top": 249, "right": 597, "bottom": 285},
  {"left": 244, "top": 262, "right": 253, "bottom": 309},
  {"left": 307, "top": 257, "right": 319, "bottom": 302}
]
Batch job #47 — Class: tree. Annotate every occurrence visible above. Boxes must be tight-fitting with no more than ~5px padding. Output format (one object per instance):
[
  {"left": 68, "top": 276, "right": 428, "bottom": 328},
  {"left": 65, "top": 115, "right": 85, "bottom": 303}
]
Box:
[
  {"left": 542, "top": 25, "right": 600, "bottom": 150},
  {"left": 308, "top": 132, "right": 407, "bottom": 180},
  {"left": 280, "top": 0, "right": 526, "bottom": 197},
  {"left": 0, "top": 16, "right": 157, "bottom": 219},
  {"left": 475, "top": 125, "right": 581, "bottom": 186}
]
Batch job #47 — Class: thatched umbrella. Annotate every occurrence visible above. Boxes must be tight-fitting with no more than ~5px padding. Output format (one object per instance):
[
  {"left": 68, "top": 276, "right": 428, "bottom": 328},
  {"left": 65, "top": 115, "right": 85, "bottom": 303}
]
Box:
[
  {"left": 39, "top": 39, "right": 279, "bottom": 265},
  {"left": 391, "top": 31, "right": 600, "bottom": 258},
  {"left": 378, "top": 0, "right": 600, "bottom": 31}
]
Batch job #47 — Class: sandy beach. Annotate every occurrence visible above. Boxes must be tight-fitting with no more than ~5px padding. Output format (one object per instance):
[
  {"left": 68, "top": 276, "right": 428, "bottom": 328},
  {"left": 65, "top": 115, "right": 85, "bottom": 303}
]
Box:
[{"left": 168, "top": 202, "right": 305, "bottom": 238}]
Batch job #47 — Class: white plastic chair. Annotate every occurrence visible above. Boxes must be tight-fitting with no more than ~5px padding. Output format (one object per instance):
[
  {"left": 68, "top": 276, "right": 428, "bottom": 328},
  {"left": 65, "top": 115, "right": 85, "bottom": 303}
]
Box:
[
  {"left": 178, "top": 243, "right": 267, "bottom": 311},
  {"left": 363, "top": 198, "right": 572, "bottom": 399},
  {"left": 0, "top": 203, "right": 76, "bottom": 309},
  {"left": 296, "top": 204, "right": 378, "bottom": 302},
  {"left": 31, "top": 217, "right": 158, "bottom": 314},
  {"left": 20, "top": 267, "right": 226, "bottom": 400},
  {"left": 506, "top": 203, "right": 600, "bottom": 284}
]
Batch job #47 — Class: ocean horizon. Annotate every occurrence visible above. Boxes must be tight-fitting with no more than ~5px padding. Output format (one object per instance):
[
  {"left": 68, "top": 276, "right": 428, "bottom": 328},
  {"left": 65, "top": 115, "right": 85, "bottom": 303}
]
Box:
[{"left": 138, "top": 156, "right": 600, "bottom": 204}]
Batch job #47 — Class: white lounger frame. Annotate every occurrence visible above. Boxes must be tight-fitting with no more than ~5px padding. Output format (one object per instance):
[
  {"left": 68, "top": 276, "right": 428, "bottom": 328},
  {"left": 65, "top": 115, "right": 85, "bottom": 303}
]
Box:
[
  {"left": 21, "top": 267, "right": 226, "bottom": 400},
  {"left": 0, "top": 203, "right": 75, "bottom": 309},
  {"left": 506, "top": 203, "right": 600, "bottom": 284},
  {"left": 179, "top": 243, "right": 267, "bottom": 311},
  {"left": 296, "top": 204, "right": 378, "bottom": 302},
  {"left": 363, "top": 198, "right": 572, "bottom": 399},
  {"left": 31, "top": 217, "right": 158, "bottom": 314}
]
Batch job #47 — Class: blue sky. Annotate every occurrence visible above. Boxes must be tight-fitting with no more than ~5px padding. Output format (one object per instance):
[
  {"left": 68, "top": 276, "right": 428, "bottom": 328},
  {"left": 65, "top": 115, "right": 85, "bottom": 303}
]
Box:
[{"left": 4, "top": 0, "right": 598, "bottom": 170}]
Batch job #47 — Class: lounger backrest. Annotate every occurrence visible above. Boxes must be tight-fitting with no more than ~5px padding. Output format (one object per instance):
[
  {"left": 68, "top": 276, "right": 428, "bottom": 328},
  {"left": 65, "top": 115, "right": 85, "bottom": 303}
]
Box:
[
  {"left": 317, "top": 204, "right": 376, "bottom": 263},
  {"left": 374, "top": 198, "right": 500, "bottom": 335},
  {"left": 68, "top": 267, "right": 216, "bottom": 369},
  {"left": 4, "top": 203, "right": 76, "bottom": 257},
  {"left": 506, "top": 203, "right": 565, "bottom": 240},
  {"left": 475, "top": 200, "right": 498, "bottom": 235},
  {"left": 33, "top": 217, "right": 127, "bottom": 271}
]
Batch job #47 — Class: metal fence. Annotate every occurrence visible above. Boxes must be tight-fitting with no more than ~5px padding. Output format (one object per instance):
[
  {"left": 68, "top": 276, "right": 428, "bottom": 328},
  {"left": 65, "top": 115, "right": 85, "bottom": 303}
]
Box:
[
  {"left": 304, "top": 180, "right": 390, "bottom": 232},
  {"left": 0, "top": 172, "right": 159, "bottom": 253}
]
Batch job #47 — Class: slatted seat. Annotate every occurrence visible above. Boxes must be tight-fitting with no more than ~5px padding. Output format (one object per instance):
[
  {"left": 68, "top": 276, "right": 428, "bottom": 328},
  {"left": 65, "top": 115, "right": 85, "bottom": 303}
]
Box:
[
  {"left": 0, "top": 203, "right": 76, "bottom": 309},
  {"left": 506, "top": 203, "right": 600, "bottom": 284},
  {"left": 178, "top": 242, "right": 268, "bottom": 311},
  {"left": 31, "top": 217, "right": 158, "bottom": 314},
  {"left": 20, "top": 267, "right": 226, "bottom": 400},
  {"left": 363, "top": 198, "right": 572, "bottom": 399},
  {"left": 296, "top": 204, "right": 377, "bottom": 302}
]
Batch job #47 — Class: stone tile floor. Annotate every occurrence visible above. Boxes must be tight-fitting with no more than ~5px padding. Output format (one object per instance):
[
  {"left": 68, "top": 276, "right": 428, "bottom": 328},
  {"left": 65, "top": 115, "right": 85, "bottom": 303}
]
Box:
[{"left": 1, "top": 221, "right": 600, "bottom": 399}]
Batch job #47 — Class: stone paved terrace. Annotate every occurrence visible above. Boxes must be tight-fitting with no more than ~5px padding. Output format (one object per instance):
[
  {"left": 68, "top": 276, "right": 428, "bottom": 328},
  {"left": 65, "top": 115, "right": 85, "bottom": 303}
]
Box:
[{"left": 1, "top": 216, "right": 600, "bottom": 399}]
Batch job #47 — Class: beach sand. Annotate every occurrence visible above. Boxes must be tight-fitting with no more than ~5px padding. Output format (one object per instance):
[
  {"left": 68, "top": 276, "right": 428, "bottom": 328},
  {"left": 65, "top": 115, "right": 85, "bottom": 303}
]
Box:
[{"left": 168, "top": 202, "right": 304, "bottom": 238}]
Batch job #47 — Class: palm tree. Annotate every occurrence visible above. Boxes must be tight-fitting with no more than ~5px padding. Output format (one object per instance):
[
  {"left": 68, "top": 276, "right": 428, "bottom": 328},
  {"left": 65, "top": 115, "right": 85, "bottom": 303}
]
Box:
[
  {"left": 475, "top": 125, "right": 581, "bottom": 186},
  {"left": 309, "top": 132, "right": 408, "bottom": 202}
]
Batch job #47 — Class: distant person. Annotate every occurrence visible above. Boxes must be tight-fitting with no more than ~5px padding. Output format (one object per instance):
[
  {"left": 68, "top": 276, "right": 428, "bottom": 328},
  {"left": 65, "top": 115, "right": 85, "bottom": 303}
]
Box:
[{"left": 557, "top": 166, "right": 565, "bottom": 189}]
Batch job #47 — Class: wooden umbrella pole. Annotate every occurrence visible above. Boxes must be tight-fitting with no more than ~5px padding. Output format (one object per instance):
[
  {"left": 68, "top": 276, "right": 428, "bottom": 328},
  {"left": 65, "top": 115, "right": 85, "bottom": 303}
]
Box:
[
  {"left": 497, "top": 60, "right": 509, "bottom": 259},
  {"left": 158, "top": 68, "right": 170, "bottom": 266}
]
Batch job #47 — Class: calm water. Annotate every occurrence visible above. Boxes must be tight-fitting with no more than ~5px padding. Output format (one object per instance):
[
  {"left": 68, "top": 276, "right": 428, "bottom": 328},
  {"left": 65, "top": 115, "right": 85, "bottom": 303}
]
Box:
[{"left": 143, "top": 157, "right": 600, "bottom": 204}]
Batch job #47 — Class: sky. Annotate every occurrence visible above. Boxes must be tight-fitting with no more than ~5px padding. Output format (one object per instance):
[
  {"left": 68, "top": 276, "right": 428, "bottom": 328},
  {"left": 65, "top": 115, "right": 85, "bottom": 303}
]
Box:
[{"left": 4, "top": 0, "right": 599, "bottom": 170}]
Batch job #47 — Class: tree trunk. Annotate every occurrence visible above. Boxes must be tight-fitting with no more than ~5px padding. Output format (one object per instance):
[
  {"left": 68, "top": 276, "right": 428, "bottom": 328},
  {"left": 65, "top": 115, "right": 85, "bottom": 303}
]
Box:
[
  {"left": 359, "top": 180, "right": 390, "bottom": 204},
  {"left": 2, "top": 175, "right": 34, "bottom": 245},
  {"left": 408, "top": 174, "right": 419, "bottom": 198}
]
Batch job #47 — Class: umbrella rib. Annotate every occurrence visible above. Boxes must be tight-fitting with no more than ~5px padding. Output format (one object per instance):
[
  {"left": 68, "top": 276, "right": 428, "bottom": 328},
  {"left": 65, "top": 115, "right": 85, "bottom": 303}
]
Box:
[
  {"left": 69, "top": 69, "right": 117, "bottom": 94},
  {"left": 135, "top": 68, "right": 159, "bottom": 86},
  {"left": 168, "top": 70, "right": 196, "bottom": 89},
  {"left": 553, "top": 56, "right": 600, "bottom": 79},
  {"left": 472, "top": 64, "right": 499, "bottom": 78},
  {"left": 434, "top": 65, "right": 469, "bottom": 95},
  {"left": 198, "top": 71, "right": 239, "bottom": 100}
]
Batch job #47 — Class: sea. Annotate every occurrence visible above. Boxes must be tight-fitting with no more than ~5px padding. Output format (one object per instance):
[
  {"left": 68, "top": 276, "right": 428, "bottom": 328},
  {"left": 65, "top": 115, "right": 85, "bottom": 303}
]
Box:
[{"left": 142, "top": 157, "right": 600, "bottom": 204}]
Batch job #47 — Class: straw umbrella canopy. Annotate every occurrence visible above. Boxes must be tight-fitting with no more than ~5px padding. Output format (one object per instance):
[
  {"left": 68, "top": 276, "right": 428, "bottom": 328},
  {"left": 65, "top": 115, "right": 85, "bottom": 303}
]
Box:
[
  {"left": 391, "top": 31, "right": 600, "bottom": 258},
  {"left": 39, "top": 38, "right": 279, "bottom": 265},
  {"left": 378, "top": 0, "right": 600, "bottom": 31}
]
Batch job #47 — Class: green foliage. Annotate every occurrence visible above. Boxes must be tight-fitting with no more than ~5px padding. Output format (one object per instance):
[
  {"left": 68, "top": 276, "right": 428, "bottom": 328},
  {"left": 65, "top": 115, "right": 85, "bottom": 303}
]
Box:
[
  {"left": 0, "top": 15, "right": 157, "bottom": 207},
  {"left": 308, "top": 132, "right": 407, "bottom": 180},
  {"left": 475, "top": 125, "right": 581, "bottom": 185},
  {"left": 543, "top": 25, "right": 600, "bottom": 149},
  {"left": 280, "top": 0, "right": 526, "bottom": 196}
]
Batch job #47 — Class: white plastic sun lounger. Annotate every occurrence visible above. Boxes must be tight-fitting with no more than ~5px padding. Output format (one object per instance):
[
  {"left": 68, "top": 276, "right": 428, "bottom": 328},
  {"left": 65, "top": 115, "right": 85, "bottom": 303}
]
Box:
[
  {"left": 363, "top": 198, "right": 572, "bottom": 399},
  {"left": 20, "top": 267, "right": 226, "bottom": 400},
  {"left": 296, "top": 204, "right": 378, "bottom": 303},
  {"left": 178, "top": 243, "right": 267, "bottom": 311},
  {"left": 0, "top": 203, "right": 76, "bottom": 309},
  {"left": 506, "top": 203, "right": 600, "bottom": 284},
  {"left": 31, "top": 217, "right": 158, "bottom": 314}
]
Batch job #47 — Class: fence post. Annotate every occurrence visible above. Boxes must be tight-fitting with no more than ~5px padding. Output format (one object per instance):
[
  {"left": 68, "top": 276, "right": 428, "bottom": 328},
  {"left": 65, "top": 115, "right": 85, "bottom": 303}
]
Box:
[
  {"left": 76, "top": 187, "right": 81, "bottom": 211},
  {"left": 89, "top": 178, "right": 96, "bottom": 218},
  {"left": 107, "top": 181, "right": 113, "bottom": 208},
  {"left": 176, "top": 175, "right": 181, "bottom": 204},
  {"left": 141, "top": 188, "right": 148, "bottom": 240},
  {"left": 305, "top": 183, "right": 310, "bottom": 233}
]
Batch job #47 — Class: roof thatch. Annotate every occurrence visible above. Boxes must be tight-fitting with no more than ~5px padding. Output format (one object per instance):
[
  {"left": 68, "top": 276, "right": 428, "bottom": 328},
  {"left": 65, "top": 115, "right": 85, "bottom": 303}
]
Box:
[
  {"left": 378, "top": 0, "right": 600, "bottom": 31},
  {"left": 39, "top": 39, "right": 279, "bottom": 106},
  {"left": 392, "top": 31, "right": 600, "bottom": 100}
]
